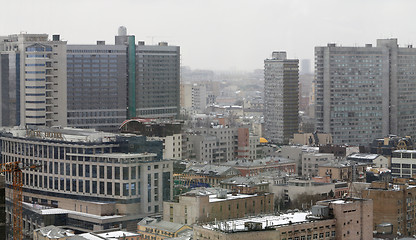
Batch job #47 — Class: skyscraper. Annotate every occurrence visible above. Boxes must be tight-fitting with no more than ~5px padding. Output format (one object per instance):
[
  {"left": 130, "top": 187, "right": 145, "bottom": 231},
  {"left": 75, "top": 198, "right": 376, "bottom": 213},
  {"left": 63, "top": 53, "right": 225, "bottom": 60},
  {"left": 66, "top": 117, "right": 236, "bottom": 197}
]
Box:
[
  {"left": 264, "top": 52, "right": 299, "bottom": 144},
  {"left": 315, "top": 39, "right": 416, "bottom": 145},
  {"left": 0, "top": 34, "right": 67, "bottom": 127},
  {"left": 66, "top": 27, "right": 181, "bottom": 131},
  {"left": 66, "top": 42, "right": 128, "bottom": 132}
]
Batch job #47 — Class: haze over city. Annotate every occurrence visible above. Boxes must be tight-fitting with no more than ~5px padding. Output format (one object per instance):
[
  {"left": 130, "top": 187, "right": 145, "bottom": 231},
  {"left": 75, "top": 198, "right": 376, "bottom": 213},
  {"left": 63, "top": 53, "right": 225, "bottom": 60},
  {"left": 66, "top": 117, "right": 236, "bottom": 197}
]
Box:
[{"left": 2, "top": 0, "right": 416, "bottom": 71}]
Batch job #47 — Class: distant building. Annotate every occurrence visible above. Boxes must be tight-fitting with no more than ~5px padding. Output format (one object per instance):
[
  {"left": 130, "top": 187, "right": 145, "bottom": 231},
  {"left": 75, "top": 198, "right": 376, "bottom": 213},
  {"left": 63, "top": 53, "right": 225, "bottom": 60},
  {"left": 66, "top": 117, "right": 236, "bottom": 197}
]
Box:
[
  {"left": 319, "top": 145, "right": 359, "bottom": 158},
  {"left": 290, "top": 132, "right": 332, "bottom": 146},
  {"left": 264, "top": 52, "right": 299, "bottom": 144},
  {"left": 119, "top": 118, "right": 183, "bottom": 160},
  {"left": 222, "top": 157, "right": 296, "bottom": 177},
  {"left": 192, "top": 198, "right": 373, "bottom": 240},
  {"left": 220, "top": 176, "right": 270, "bottom": 193},
  {"left": 370, "top": 135, "right": 413, "bottom": 156},
  {"left": 315, "top": 39, "right": 416, "bottom": 145},
  {"left": 181, "top": 165, "right": 240, "bottom": 188},
  {"left": 163, "top": 188, "right": 274, "bottom": 225},
  {"left": 137, "top": 217, "right": 191, "bottom": 240},
  {"left": 0, "top": 33, "right": 67, "bottom": 127},
  {"left": 318, "top": 161, "right": 370, "bottom": 183},
  {"left": 347, "top": 153, "right": 389, "bottom": 168}
]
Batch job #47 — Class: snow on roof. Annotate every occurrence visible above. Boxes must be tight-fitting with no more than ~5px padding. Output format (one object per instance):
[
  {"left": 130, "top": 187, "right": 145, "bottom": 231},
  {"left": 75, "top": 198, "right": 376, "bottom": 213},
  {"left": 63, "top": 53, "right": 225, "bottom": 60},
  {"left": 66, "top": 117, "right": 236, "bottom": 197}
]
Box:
[
  {"left": 348, "top": 153, "right": 380, "bottom": 160},
  {"left": 96, "top": 231, "right": 139, "bottom": 238},
  {"left": 202, "top": 212, "right": 310, "bottom": 231}
]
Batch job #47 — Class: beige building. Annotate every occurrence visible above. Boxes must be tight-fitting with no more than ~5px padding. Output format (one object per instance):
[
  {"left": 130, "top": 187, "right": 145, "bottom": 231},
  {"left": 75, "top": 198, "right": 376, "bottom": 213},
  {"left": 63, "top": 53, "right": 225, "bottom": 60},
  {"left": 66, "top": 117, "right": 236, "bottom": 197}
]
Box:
[
  {"left": 0, "top": 33, "right": 67, "bottom": 127},
  {"left": 193, "top": 198, "right": 373, "bottom": 240},
  {"left": 290, "top": 133, "right": 333, "bottom": 146},
  {"left": 163, "top": 188, "right": 274, "bottom": 225},
  {"left": 137, "top": 217, "right": 191, "bottom": 240}
]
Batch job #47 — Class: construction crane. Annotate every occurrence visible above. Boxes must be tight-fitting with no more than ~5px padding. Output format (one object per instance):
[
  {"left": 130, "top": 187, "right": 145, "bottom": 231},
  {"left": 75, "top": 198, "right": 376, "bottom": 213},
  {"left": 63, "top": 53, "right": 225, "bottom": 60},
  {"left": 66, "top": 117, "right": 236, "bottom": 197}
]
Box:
[{"left": 1, "top": 161, "right": 40, "bottom": 240}]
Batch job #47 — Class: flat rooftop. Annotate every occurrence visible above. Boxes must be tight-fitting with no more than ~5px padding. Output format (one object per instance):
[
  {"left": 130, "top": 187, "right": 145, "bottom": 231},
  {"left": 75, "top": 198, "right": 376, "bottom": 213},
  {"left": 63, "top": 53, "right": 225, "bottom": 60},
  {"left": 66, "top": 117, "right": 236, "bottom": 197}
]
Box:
[{"left": 202, "top": 212, "right": 310, "bottom": 231}]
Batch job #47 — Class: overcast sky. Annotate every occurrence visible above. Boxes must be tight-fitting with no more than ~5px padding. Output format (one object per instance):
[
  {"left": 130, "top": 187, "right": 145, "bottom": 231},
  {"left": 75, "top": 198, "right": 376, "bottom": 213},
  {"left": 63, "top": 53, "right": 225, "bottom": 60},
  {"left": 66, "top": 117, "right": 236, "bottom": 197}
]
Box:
[{"left": 2, "top": 0, "right": 416, "bottom": 71}]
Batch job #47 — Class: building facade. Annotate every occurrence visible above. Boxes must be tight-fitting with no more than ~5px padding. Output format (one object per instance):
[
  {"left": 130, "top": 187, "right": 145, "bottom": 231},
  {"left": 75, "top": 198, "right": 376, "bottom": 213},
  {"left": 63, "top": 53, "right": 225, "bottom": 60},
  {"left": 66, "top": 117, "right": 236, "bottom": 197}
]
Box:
[
  {"left": 163, "top": 188, "right": 274, "bottom": 225},
  {"left": 264, "top": 52, "right": 299, "bottom": 144},
  {"left": 192, "top": 198, "right": 372, "bottom": 240},
  {"left": 391, "top": 150, "right": 416, "bottom": 178},
  {"left": 66, "top": 42, "right": 128, "bottom": 132},
  {"left": 1, "top": 127, "right": 173, "bottom": 236},
  {"left": 362, "top": 181, "right": 416, "bottom": 237},
  {"left": 0, "top": 33, "right": 67, "bottom": 127},
  {"left": 315, "top": 39, "right": 416, "bottom": 145}
]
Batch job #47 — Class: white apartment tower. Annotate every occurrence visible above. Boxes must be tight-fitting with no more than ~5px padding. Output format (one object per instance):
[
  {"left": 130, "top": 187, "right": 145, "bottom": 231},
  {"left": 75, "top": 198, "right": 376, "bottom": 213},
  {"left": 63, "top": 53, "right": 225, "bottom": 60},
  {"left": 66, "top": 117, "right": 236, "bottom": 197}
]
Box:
[
  {"left": 0, "top": 34, "right": 67, "bottom": 127},
  {"left": 315, "top": 39, "right": 416, "bottom": 145},
  {"left": 264, "top": 52, "right": 299, "bottom": 144}
]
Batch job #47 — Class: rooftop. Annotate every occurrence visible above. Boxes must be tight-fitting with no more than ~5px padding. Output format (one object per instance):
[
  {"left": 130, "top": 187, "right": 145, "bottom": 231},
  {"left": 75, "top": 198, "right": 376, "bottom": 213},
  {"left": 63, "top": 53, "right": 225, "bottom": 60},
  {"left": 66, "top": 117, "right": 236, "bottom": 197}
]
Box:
[
  {"left": 4, "top": 126, "right": 118, "bottom": 143},
  {"left": 139, "top": 217, "right": 189, "bottom": 233},
  {"left": 201, "top": 212, "right": 310, "bottom": 232},
  {"left": 34, "top": 225, "right": 75, "bottom": 238},
  {"left": 348, "top": 153, "right": 380, "bottom": 160}
]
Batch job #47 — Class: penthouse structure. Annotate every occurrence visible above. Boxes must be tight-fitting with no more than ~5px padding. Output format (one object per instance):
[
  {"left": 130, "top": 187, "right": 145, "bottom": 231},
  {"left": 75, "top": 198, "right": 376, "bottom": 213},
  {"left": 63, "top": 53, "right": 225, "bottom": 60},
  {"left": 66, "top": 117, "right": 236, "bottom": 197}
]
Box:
[
  {"left": 1, "top": 127, "right": 173, "bottom": 235},
  {"left": 0, "top": 33, "right": 67, "bottom": 127},
  {"left": 315, "top": 39, "right": 416, "bottom": 145}
]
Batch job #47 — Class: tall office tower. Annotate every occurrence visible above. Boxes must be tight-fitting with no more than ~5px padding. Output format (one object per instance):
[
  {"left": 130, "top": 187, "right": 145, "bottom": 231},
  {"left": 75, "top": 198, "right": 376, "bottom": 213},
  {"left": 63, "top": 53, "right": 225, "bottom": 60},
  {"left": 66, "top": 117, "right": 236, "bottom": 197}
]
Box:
[
  {"left": 66, "top": 41, "right": 128, "bottom": 132},
  {"left": 315, "top": 39, "right": 416, "bottom": 145},
  {"left": 135, "top": 42, "right": 180, "bottom": 118},
  {"left": 66, "top": 27, "right": 181, "bottom": 131},
  {"left": 0, "top": 34, "right": 67, "bottom": 127},
  {"left": 264, "top": 52, "right": 299, "bottom": 144}
]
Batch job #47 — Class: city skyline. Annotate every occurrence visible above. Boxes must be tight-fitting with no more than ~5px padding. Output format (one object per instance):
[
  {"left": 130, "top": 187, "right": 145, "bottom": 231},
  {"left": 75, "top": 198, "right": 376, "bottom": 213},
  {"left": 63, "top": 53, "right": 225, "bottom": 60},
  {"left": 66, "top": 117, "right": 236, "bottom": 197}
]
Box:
[{"left": 1, "top": 0, "right": 416, "bottom": 71}]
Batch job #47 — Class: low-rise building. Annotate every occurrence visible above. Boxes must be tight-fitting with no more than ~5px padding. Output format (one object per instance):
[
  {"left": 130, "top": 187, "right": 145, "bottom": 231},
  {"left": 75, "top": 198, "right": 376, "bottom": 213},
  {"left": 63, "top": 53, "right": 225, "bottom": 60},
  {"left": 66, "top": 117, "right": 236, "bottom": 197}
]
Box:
[
  {"left": 391, "top": 150, "right": 416, "bottom": 178},
  {"left": 119, "top": 118, "right": 184, "bottom": 160},
  {"left": 181, "top": 165, "right": 240, "bottom": 188},
  {"left": 370, "top": 136, "right": 413, "bottom": 156},
  {"left": 163, "top": 188, "right": 274, "bottom": 225},
  {"left": 220, "top": 176, "right": 270, "bottom": 193},
  {"left": 362, "top": 181, "right": 416, "bottom": 237},
  {"left": 271, "top": 178, "right": 335, "bottom": 205},
  {"left": 192, "top": 198, "right": 372, "bottom": 240},
  {"left": 347, "top": 153, "right": 389, "bottom": 168},
  {"left": 301, "top": 152, "right": 336, "bottom": 177},
  {"left": 137, "top": 217, "right": 191, "bottom": 240},
  {"left": 318, "top": 161, "right": 370, "bottom": 182},
  {"left": 290, "top": 132, "right": 333, "bottom": 146},
  {"left": 222, "top": 157, "right": 296, "bottom": 177}
]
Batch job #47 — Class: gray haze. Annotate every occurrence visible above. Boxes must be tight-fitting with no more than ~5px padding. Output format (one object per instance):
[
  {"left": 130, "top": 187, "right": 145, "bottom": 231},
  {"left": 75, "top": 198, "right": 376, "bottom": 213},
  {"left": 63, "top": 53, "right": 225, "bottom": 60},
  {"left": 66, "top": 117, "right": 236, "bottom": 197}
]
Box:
[{"left": 1, "top": 0, "right": 416, "bottom": 71}]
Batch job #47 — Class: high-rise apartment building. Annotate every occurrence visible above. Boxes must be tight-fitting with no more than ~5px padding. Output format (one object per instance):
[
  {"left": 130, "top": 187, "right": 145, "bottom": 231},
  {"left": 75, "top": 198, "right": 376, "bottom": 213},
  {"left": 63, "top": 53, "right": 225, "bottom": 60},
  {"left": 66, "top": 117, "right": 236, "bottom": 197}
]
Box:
[
  {"left": 0, "top": 34, "right": 67, "bottom": 127},
  {"left": 135, "top": 42, "right": 180, "bottom": 119},
  {"left": 264, "top": 52, "right": 299, "bottom": 144},
  {"left": 315, "top": 39, "right": 416, "bottom": 145}
]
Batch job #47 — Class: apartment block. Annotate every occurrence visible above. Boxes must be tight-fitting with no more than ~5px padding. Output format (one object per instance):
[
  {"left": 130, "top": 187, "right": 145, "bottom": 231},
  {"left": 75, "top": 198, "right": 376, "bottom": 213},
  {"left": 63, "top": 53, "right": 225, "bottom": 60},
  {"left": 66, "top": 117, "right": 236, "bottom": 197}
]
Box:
[{"left": 315, "top": 39, "right": 416, "bottom": 145}]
